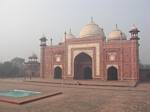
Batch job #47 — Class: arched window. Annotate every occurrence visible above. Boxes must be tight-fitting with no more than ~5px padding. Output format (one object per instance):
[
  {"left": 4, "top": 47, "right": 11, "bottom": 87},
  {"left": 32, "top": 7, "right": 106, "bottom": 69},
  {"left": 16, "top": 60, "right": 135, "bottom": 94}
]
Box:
[
  {"left": 107, "top": 66, "right": 118, "bottom": 80},
  {"left": 54, "top": 66, "right": 62, "bottom": 79},
  {"left": 74, "top": 52, "right": 92, "bottom": 80}
]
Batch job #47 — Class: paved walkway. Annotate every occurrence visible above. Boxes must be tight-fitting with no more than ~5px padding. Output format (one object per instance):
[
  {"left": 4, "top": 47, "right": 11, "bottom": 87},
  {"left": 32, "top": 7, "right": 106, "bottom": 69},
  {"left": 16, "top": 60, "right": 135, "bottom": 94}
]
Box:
[{"left": 0, "top": 79, "right": 149, "bottom": 112}]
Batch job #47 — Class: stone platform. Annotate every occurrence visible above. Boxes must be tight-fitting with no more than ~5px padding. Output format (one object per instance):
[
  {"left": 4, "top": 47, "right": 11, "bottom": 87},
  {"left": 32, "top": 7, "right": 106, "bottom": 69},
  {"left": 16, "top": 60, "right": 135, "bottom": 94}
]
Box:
[{"left": 24, "top": 78, "right": 138, "bottom": 87}]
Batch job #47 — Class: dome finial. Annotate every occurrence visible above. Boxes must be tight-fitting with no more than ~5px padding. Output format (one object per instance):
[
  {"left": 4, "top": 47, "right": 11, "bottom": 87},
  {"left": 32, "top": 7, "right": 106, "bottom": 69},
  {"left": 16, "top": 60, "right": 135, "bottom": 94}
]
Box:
[
  {"left": 42, "top": 33, "right": 46, "bottom": 37},
  {"left": 115, "top": 24, "right": 118, "bottom": 29},
  {"left": 64, "top": 30, "right": 67, "bottom": 41},
  {"left": 69, "top": 28, "right": 72, "bottom": 34},
  {"left": 50, "top": 37, "right": 53, "bottom": 46},
  {"left": 90, "top": 17, "right": 95, "bottom": 24},
  {"left": 91, "top": 17, "right": 93, "bottom": 22}
]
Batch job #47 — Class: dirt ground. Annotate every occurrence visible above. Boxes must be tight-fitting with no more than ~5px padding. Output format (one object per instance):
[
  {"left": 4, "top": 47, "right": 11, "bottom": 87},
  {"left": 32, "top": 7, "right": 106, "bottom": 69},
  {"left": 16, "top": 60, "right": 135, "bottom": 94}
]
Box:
[{"left": 0, "top": 79, "right": 150, "bottom": 112}]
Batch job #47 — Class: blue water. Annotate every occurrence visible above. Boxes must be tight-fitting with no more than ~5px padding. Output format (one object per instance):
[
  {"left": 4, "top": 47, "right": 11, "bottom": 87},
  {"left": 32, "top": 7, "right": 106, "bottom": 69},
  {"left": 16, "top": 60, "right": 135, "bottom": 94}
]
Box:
[{"left": 0, "top": 89, "right": 41, "bottom": 98}]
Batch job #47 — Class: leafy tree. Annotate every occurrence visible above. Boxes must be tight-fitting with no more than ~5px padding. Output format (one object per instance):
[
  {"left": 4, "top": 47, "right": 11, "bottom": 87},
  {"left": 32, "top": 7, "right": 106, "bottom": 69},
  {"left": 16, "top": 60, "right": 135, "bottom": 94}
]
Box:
[
  {"left": 0, "top": 57, "right": 25, "bottom": 78},
  {"left": 11, "top": 57, "right": 25, "bottom": 68}
]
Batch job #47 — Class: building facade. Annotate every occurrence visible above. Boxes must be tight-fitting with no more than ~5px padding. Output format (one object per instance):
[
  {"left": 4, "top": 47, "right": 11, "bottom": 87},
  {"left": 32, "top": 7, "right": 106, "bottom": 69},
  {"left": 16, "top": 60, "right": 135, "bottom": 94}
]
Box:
[
  {"left": 24, "top": 54, "right": 40, "bottom": 78},
  {"left": 40, "top": 19, "right": 140, "bottom": 81}
]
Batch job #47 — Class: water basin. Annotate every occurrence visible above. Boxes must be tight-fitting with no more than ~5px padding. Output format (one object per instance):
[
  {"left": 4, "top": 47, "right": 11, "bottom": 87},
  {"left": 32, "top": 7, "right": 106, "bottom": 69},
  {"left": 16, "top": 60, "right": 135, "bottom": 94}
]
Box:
[{"left": 0, "top": 89, "right": 41, "bottom": 98}]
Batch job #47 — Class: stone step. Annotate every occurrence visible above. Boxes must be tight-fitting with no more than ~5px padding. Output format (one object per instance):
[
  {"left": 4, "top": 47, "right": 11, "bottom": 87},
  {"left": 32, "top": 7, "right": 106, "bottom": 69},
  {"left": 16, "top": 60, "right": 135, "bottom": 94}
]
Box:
[{"left": 25, "top": 79, "right": 138, "bottom": 87}]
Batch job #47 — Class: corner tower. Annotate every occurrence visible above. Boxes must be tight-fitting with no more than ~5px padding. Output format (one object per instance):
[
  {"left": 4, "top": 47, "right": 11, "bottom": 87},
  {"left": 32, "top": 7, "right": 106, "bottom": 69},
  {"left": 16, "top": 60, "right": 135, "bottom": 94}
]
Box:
[
  {"left": 40, "top": 35, "right": 47, "bottom": 78},
  {"left": 129, "top": 25, "right": 140, "bottom": 81}
]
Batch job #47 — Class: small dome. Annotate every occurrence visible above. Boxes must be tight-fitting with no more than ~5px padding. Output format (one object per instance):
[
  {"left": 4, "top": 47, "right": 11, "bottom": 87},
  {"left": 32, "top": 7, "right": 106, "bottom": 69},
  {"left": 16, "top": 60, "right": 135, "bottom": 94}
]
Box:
[
  {"left": 108, "top": 26, "right": 126, "bottom": 41},
  {"left": 79, "top": 18, "right": 105, "bottom": 38},
  {"left": 129, "top": 24, "right": 140, "bottom": 33},
  {"left": 66, "top": 29, "right": 76, "bottom": 39},
  {"left": 131, "top": 25, "right": 138, "bottom": 30},
  {"left": 31, "top": 54, "right": 38, "bottom": 59}
]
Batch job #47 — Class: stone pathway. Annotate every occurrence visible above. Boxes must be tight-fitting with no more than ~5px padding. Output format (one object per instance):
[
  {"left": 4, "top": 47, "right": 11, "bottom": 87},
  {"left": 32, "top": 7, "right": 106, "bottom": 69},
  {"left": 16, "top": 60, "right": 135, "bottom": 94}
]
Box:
[{"left": 0, "top": 79, "right": 149, "bottom": 112}]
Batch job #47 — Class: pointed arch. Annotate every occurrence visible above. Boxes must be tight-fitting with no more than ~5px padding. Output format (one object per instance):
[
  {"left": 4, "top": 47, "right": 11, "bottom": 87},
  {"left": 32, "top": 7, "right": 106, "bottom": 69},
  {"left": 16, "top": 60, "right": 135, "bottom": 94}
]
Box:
[
  {"left": 107, "top": 66, "right": 118, "bottom": 80},
  {"left": 74, "top": 52, "right": 92, "bottom": 80},
  {"left": 54, "top": 66, "right": 62, "bottom": 79}
]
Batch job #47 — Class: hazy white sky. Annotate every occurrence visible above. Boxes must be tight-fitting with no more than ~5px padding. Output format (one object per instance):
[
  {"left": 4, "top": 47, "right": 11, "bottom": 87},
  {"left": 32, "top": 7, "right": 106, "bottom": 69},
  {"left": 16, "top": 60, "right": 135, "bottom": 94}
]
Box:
[{"left": 0, "top": 0, "right": 149, "bottom": 64}]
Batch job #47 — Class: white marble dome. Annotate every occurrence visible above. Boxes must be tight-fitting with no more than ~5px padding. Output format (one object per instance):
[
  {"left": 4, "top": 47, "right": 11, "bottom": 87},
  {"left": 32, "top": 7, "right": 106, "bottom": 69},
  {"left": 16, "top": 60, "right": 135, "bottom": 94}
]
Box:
[
  {"left": 80, "top": 19, "right": 105, "bottom": 38},
  {"left": 108, "top": 27, "right": 126, "bottom": 41}
]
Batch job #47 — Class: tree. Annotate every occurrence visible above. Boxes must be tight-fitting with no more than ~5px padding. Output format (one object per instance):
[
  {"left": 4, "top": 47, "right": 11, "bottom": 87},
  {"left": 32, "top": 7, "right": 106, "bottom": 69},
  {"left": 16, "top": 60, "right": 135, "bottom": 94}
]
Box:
[
  {"left": 0, "top": 57, "right": 25, "bottom": 78},
  {"left": 11, "top": 57, "right": 25, "bottom": 68}
]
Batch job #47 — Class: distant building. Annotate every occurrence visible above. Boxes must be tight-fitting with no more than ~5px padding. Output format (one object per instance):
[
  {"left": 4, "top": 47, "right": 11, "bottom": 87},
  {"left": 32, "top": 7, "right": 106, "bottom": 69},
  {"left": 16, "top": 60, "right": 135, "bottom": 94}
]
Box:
[
  {"left": 40, "top": 19, "right": 140, "bottom": 82},
  {"left": 24, "top": 54, "right": 40, "bottom": 78}
]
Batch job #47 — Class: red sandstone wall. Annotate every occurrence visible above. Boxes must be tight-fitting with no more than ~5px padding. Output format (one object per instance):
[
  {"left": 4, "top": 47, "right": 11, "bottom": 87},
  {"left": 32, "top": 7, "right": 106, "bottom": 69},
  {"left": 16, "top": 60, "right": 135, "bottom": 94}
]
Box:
[
  {"left": 40, "top": 37, "right": 139, "bottom": 81},
  {"left": 42, "top": 45, "right": 64, "bottom": 79},
  {"left": 103, "top": 40, "right": 139, "bottom": 81}
]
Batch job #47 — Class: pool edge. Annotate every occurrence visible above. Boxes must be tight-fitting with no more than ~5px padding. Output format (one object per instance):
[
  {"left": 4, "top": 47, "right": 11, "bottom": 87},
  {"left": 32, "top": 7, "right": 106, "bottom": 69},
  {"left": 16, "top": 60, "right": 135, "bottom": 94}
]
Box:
[{"left": 0, "top": 91, "right": 63, "bottom": 105}]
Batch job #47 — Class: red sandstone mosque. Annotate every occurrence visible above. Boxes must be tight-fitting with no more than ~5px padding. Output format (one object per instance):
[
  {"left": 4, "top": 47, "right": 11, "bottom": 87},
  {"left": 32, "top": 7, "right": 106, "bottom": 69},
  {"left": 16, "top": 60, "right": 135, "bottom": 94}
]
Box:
[{"left": 40, "top": 19, "right": 140, "bottom": 82}]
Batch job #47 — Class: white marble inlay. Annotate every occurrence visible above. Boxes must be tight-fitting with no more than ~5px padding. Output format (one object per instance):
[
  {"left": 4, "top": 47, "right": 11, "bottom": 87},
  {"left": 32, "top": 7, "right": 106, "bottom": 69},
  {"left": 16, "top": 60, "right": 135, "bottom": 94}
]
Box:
[
  {"left": 106, "top": 64, "right": 118, "bottom": 69},
  {"left": 67, "top": 43, "right": 100, "bottom": 76},
  {"left": 54, "top": 64, "right": 62, "bottom": 68}
]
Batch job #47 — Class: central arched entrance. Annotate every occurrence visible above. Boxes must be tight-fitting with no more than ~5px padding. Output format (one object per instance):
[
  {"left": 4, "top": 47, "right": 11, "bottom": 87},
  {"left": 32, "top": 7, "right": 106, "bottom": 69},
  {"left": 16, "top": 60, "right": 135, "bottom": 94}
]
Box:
[
  {"left": 84, "top": 66, "right": 92, "bottom": 79},
  {"left": 107, "top": 66, "right": 118, "bottom": 80},
  {"left": 54, "top": 66, "right": 62, "bottom": 79},
  {"left": 74, "top": 52, "right": 92, "bottom": 80}
]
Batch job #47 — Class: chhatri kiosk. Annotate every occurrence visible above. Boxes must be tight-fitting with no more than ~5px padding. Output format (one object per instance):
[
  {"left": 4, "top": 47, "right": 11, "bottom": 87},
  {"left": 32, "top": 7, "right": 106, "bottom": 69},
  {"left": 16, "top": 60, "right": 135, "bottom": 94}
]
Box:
[{"left": 40, "top": 19, "right": 140, "bottom": 82}]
